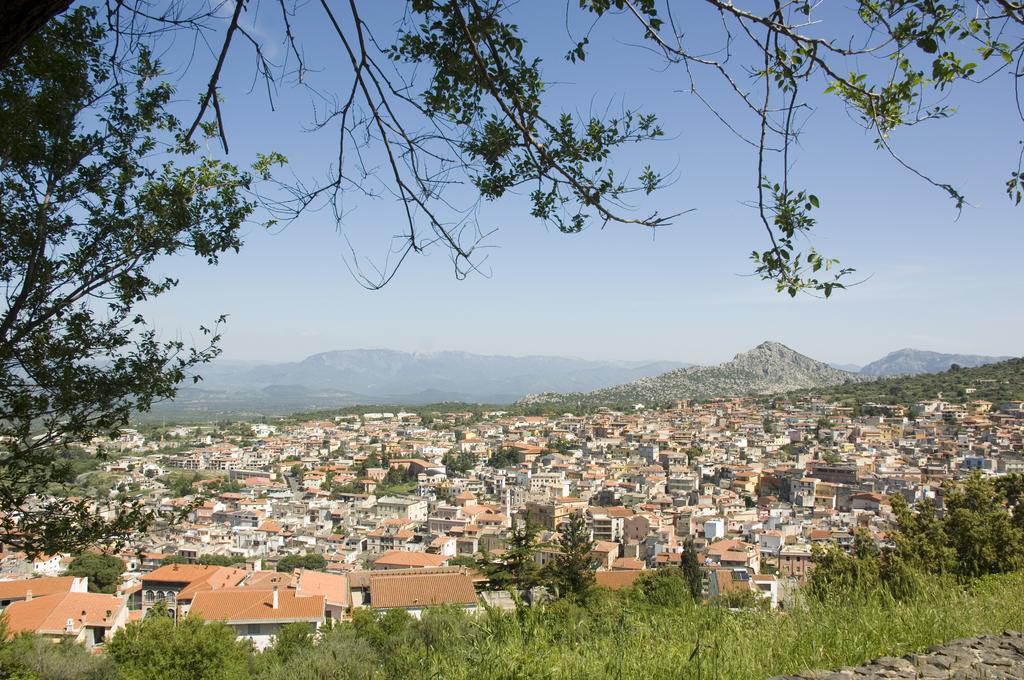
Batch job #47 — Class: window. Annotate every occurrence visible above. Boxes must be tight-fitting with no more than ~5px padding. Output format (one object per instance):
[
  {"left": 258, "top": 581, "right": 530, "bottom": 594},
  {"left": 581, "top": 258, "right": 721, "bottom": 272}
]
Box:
[{"left": 247, "top": 624, "right": 260, "bottom": 636}]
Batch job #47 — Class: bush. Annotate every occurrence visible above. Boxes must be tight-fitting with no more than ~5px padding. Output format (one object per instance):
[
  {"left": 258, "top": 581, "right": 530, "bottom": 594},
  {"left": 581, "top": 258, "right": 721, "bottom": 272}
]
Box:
[
  {"left": 632, "top": 569, "right": 693, "bottom": 607},
  {"left": 106, "top": 615, "right": 250, "bottom": 680},
  {"left": 0, "top": 632, "right": 112, "bottom": 680}
]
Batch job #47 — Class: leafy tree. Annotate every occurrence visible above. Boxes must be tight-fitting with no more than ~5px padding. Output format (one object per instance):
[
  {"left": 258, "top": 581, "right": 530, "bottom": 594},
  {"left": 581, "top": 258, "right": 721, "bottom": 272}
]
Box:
[
  {"left": 276, "top": 553, "right": 327, "bottom": 573},
  {"left": 447, "top": 554, "right": 478, "bottom": 569},
  {"left": 255, "top": 622, "right": 380, "bottom": 680},
  {"left": 197, "top": 554, "right": 242, "bottom": 567},
  {"left": 145, "top": 598, "right": 172, "bottom": 619},
  {"left": 267, "top": 622, "right": 314, "bottom": 664},
  {"left": 889, "top": 475, "right": 1024, "bottom": 580},
  {"left": 546, "top": 512, "right": 596, "bottom": 600},
  {"left": 0, "top": 8, "right": 280, "bottom": 556},
  {"left": 106, "top": 615, "right": 251, "bottom": 680},
  {"left": 487, "top": 448, "right": 519, "bottom": 469},
  {"left": 941, "top": 474, "right": 1024, "bottom": 578},
  {"left": 443, "top": 450, "right": 476, "bottom": 476},
  {"left": 633, "top": 568, "right": 691, "bottom": 607},
  {"left": 478, "top": 520, "right": 546, "bottom": 590},
  {"left": 889, "top": 494, "right": 956, "bottom": 576},
  {"left": 7, "top": 1, "right": 1018, "bottom": 297},
  {"left": 807, "top": 542, "right": 880, "bottom": 602},
  {"left": 66, "top": 553, "right": 124, "bottom": 594},
  {"left": 996, "top": 474, "right": 1024, "bottom": 531},
  {"left": 0, "top": 631, "right": 112, "bottom": 680},
  {"left": 165, "top": 472, "right": 204, "bottom": 497},
  {"left": 681, "top": 539, "right": 704, "bottom": 601}
]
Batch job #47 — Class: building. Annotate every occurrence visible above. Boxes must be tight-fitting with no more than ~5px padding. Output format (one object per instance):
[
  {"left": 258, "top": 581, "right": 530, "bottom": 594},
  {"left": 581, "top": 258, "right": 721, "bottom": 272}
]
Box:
[
  {"left": 366, "top": 569, "right": 478, "bottom": 618},
  {"left": 189, "top": 587, "right": 325, "bottom": 650},
  {"left": 4, "top": 591, "right": 128, "bottom": 649}
]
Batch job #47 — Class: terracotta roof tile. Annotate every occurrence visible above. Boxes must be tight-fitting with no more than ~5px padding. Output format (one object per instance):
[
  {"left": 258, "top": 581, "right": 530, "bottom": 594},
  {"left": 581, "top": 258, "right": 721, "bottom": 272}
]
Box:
[
  {"left": 293, "top": 569, "right": 348, "bottom": 607},
  {"left": 0, "top": 576, "right": 78, "bottom": 600},
  {"left": 595, "top": 571, "right": 644, "bottom": 590},
  {"left": 369, "top": 571, "right": 476, "bottom": 609},
  {"left": 5, "top": 592, "right": 125, "bottom": 636},
  {"left": 190, "top": 589, "right": 324, "bottom": 623},
  {"left": 373, "top": 551, "right": 448, "bottom": 569}
]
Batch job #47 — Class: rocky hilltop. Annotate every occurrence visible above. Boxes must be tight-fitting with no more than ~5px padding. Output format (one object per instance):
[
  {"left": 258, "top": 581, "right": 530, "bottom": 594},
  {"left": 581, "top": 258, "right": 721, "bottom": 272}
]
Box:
[{"left": 519, "top": 341, "right": 864, "bottom": 408}]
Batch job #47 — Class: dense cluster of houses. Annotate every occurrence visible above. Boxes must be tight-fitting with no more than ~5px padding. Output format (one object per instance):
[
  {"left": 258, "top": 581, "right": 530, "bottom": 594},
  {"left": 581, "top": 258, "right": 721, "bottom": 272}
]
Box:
[{"left": 1, "top": 393, "right": 1022, "bottom": 650}]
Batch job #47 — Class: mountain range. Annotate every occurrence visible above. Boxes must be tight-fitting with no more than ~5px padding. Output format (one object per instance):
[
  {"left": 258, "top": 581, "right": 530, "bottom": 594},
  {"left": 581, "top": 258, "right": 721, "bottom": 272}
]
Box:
[
  {"left": 146, "top": 344, "right": 1018, "bottom": 419},
  {"left": 517, "top": 341, "right": 865, "bottom": 408},
  {"left": 857, "top": 349, "right": 1012, "bottom": 377},
  {"left": 152, "top": 350, "right": 688, "bottom": 417}
]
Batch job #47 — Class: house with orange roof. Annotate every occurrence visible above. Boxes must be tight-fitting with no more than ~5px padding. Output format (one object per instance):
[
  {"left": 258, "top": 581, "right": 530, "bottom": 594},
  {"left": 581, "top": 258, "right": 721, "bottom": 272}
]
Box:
[
  {"left": 136, "top": 564, "right": 247, "bottom": 617},
  {"left": 366, "top": 568, "right": 478, "bottom": 618},
  {"left": 4, "top": 591, "right": 128, "bottom": 649},
  {"left": 190, "top": 587, "right": 325, "bottom": 650},
  {"left": 372, "top": 550, "right": 449, "bottom": 570},
  {"left": 0, "top": 575, "right": 87, "bottom": 610},
  {"left": 594, "top": 570, "right": 644, "bottom": 590},
  {"left": 705, "top": 539, "right": 761, "bottom": 573},
  {"left": 610, "top": 556, "right": 646, "bottom": 571},
  {"left": 291, "top": 569, "right": 349, "bottom": 621}
]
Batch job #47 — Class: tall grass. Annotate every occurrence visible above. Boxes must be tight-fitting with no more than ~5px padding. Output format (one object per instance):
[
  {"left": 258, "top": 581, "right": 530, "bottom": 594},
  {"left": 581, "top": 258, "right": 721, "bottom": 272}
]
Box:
[
  {"left": 41, "top": 570, "right": 1019, "bottom": 680},
  {"left": 405, "top": 571, "right": 1024, "bottom": 680}
]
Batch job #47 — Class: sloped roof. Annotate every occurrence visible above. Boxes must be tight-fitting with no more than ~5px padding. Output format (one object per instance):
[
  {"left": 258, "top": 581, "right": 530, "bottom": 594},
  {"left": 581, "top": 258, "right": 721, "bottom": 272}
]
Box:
[
  {"left": 369, "top": 571, "right": 476, "bottom": 609},
  {"left": 373, "top": 551, "right": 448, "bottom": 569},
  {"left": 293, "top": 569, "right": 348, "bottom": 607},
  {"left": 5, "top": 592, "right": 125, "bottom": 635},
  {"left": 0, "top": 576, "right": 78, "bottom": 601},
  {"left": 594, "top": 571, "right": 644, "bottom": 590},
  {"left": 143, "top": 564, "right": 247, "bottom": 601},
  {"left": 242, "top": 571, "right": 291, "bottom": 589},
  {"left": 190, "top": 588, "right": 324, "bottom": 623},
  {"left": 610, "top": 557, "right": 647, "bottom": 571}
]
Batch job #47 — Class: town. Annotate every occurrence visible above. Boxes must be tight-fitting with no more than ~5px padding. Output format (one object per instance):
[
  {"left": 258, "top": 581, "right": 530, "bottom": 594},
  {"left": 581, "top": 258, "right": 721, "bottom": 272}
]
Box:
[{"left": 2, "top": 392, "right": 1021, "bottom": 653}]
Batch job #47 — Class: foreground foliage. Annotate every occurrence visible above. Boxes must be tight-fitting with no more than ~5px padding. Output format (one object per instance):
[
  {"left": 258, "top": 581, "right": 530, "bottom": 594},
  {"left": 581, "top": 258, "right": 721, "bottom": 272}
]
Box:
[
  {"left": 4, "top": 569, "right": 1024, "bottom": 680},
  {"left": 0, "top": 8, "right": 280, "bottom": 556}
]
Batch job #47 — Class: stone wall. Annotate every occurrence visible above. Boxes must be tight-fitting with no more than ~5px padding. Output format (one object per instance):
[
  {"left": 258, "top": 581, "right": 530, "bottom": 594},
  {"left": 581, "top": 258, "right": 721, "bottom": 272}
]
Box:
[{"left": 771, "top": 631, "right": 1024, "bottom": 679}]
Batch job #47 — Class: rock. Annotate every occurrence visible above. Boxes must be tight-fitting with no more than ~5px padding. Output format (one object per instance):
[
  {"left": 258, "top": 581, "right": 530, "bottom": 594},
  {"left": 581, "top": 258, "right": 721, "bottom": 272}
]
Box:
[{"left": 768, "top": 632, "right": 1024, "bottom": 680}]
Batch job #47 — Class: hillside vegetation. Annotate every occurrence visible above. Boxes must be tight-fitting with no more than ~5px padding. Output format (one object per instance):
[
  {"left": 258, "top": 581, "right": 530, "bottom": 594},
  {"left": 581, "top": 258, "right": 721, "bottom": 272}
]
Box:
[
  {"left": 4, "top": 571, "right": 1024, "bottom": 680},
  {"left": 795, "top": 357, "right": 1024, "bottom": 407},
  {"left": 520, "top": 342, "right": 864, "bottom": 410}
]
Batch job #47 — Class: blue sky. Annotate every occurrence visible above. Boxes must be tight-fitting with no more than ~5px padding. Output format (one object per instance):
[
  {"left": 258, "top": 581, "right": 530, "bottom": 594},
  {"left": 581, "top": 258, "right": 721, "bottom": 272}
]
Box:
[{"left": 130, "top": 1, "right": 1023, "bottom": 366}]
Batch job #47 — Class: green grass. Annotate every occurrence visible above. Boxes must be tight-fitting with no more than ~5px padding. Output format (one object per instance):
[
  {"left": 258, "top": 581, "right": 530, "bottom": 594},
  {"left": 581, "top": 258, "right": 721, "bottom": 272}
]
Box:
[
  {"left": 385, "top": 572, "right": 1024, "bottom": 680},
  {"left": 13, "top": 571, "right": 1024, "bottom": 680}
]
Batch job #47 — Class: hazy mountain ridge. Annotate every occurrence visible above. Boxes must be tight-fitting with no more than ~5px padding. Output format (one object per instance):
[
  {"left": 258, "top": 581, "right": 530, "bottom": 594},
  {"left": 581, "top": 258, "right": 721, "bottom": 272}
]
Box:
[
  {"left": 150, "top": 349, "right": 689, "bottom": 416},
  {"left": 859, "top": 349, "right": 1013, "bottom": 376},
  {"left": 519, "top": 341, "right": 866, "bottom": 407}
]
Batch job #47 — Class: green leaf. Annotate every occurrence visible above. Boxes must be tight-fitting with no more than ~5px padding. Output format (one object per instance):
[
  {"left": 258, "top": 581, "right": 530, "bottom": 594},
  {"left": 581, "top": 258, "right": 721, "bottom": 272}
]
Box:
[{"left": 916, "top": 37, "right": 938, "bottom": 54}]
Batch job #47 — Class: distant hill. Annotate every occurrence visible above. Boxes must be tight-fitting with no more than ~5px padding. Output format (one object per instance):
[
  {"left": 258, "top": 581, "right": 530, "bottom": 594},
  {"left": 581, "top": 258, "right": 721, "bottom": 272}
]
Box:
[
  {"left": 859, "top": 349, "right": 1012, "bottom": 377},
  {"left": 829, "top": 362, "right": 863, "bottom": 373},
  {"left": 146, "top": 349, "right": 688, "bottom": 417},
  {"left": 518, "top": 341, "right": 864, "bottom": 409},
  {"left": 795, "top": 356, "right": 1024, "bottom": 407}
]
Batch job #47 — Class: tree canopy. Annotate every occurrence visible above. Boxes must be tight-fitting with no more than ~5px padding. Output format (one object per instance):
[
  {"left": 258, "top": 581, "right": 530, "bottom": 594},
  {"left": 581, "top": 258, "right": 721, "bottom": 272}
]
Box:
[
  {"left": 66, "top": 553, "right": 125, "bottom": 594},
  {"left": 0, "top": 7, "right": 280, "bottom": 555},
  {"left": 546, "top": 512, "right": 597, "bottom": 599},
  {"left": 105, "top": 615, "right": 251, "bottom": 680},
  {"left": 2, "top": 1, "right": 1020, "bottom": 296},
  {"left": 275, "top": 552, "right": 328, "bottom": 573}
]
